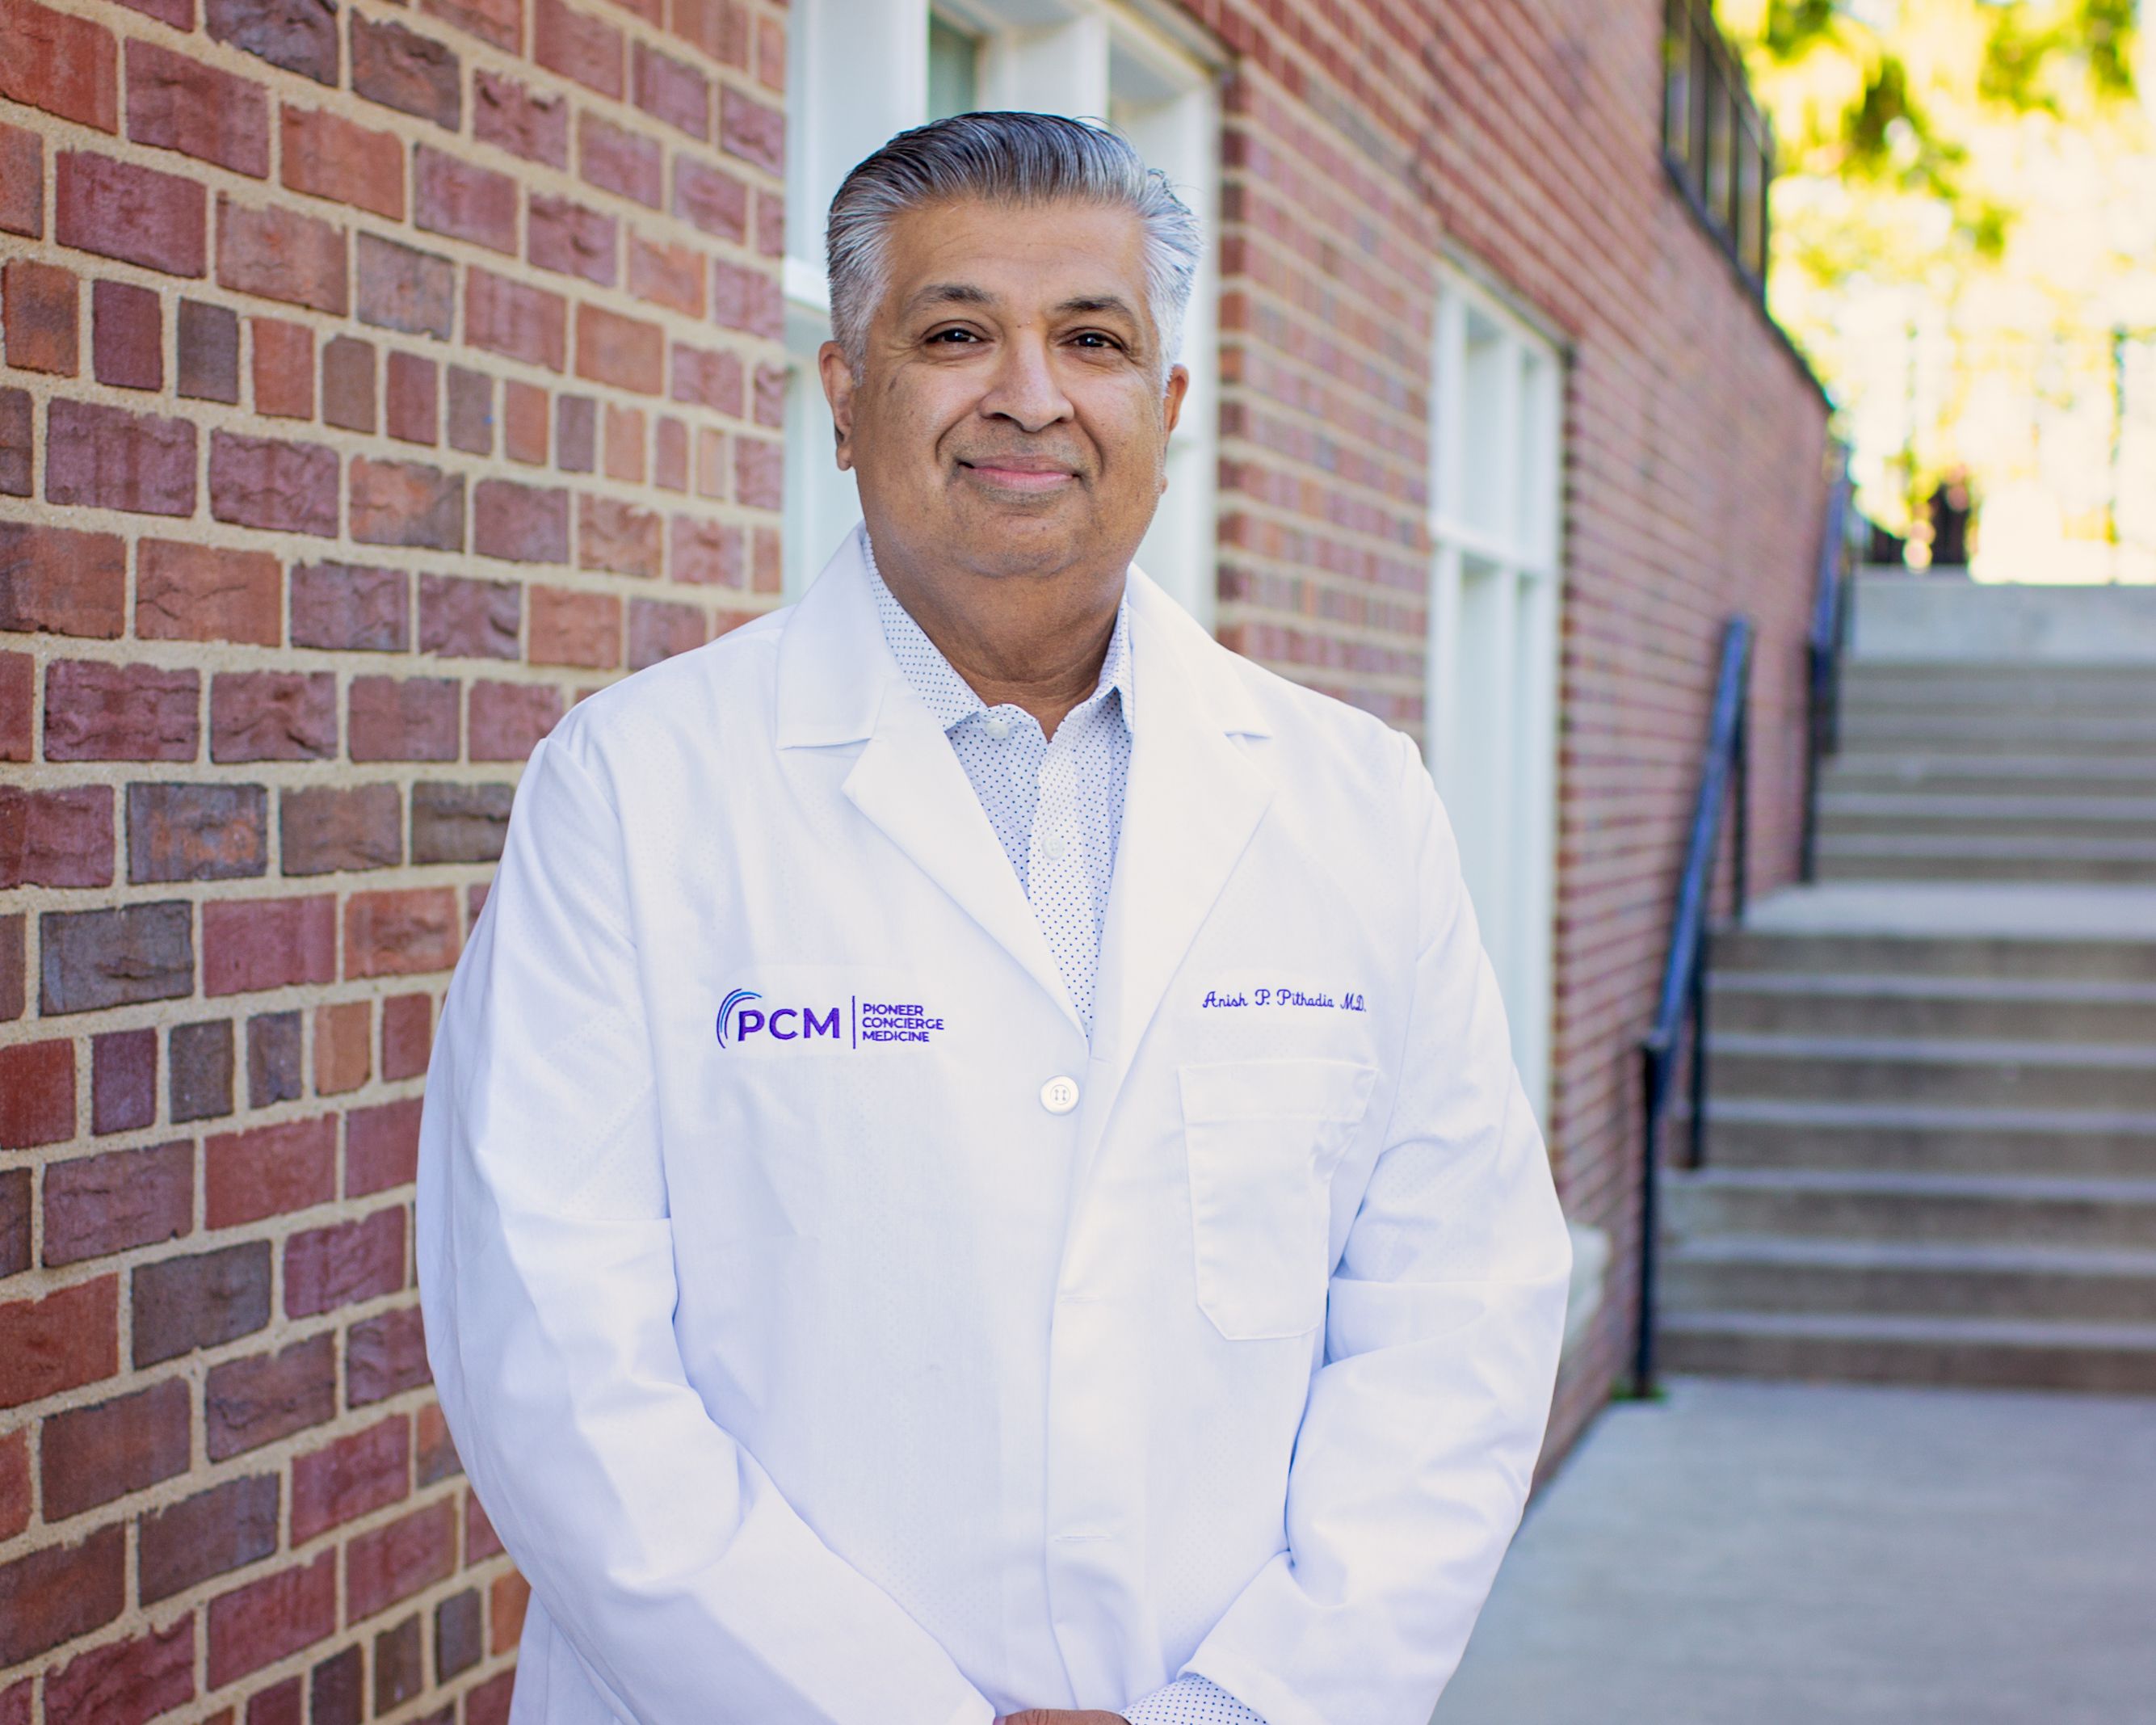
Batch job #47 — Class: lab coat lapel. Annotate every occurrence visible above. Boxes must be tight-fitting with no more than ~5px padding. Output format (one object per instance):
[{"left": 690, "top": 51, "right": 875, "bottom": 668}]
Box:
[{"left": 777, "top": 532, "right": 1082, "bottom": 1033}]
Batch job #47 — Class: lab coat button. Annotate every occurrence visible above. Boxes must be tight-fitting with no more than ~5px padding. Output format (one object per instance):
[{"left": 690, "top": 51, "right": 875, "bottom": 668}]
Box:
[
  {"left": 983, "top": 713, "right": 1013, "bottom": 740},
  {"left": 1040, "top": 830, "right": 1070, "bottom": 861},
  {"left": 1040, "top": 1075, "right": 1080, "bottom": 1115}
]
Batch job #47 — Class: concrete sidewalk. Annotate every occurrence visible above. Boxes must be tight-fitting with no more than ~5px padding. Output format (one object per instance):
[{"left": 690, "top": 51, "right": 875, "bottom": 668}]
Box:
[{"left": 1431, "top": 1378, "right": 2156, "bottom": 1725}]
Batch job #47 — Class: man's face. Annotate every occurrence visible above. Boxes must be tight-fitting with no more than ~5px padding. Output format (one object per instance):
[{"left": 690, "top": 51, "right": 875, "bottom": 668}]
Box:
[{"left": 821, "top": 196, "right": 1188, "bottom": 585}]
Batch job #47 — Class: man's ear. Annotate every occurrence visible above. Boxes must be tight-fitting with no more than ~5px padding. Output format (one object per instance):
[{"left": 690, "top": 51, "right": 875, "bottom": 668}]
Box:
[
  {"left": 1162, "top": 364, "right": 1190, "bottom": 438},
  {"left": 817, "top": 340, "right": 857, "bottom": 473}
]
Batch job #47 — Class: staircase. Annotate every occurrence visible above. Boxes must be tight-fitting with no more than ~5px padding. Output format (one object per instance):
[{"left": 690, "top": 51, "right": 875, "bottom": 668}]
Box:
[{"left": 1659, "top": 578, "right": 2156, "bottom": 1393}]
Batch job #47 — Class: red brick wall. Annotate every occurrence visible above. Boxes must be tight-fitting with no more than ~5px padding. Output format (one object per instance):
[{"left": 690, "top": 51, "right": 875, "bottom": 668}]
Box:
[
  {"left": 1191, "top": 0, "right": 1831, "bottom": 1465},
  {"left": 0, "top": 0, "right": 785, "bottom": 1710}
]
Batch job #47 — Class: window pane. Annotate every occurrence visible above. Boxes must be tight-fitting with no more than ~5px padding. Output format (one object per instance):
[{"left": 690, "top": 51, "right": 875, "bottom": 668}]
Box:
[
  {"left": 927, "top": 15, "right": 979, "bottom": 122},
  {"left": 1663, "top": 0, "right": 1692, "bottom": 164}
]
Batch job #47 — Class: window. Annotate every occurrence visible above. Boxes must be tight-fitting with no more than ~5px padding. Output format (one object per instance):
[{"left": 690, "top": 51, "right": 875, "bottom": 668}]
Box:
[
  {"left": 1425, "top": 271, "right": 1564, "bottom": 1121},
  {"left": 1662, "top": 0, "right": 1772, "bottom": 292},
  {"left": 781, "top": 0, "right": 1221, "bottom": 621}
]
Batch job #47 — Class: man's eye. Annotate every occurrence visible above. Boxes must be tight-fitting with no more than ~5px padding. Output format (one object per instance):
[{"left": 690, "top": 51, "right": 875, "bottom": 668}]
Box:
[
  {"left": 1071, "top": 332, "right": 1120, "bottom": 350},
  {"left": 927, "top": 328, "right": 980, "bottom": 345}
]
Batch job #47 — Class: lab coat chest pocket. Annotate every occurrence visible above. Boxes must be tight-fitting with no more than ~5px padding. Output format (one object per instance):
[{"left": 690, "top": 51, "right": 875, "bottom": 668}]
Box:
[{"left": 1179, "top": 1058, "right": 1378, "bottom": 1340}]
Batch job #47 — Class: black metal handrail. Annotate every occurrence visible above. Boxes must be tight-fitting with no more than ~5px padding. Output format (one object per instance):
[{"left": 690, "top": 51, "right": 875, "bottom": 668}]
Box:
[
  {"left": 1633, "top": 615, "right": 1753, "bottom": 1395},
  {"left": 1799, "top": 461, "right": 1854, "bottom": 881}
]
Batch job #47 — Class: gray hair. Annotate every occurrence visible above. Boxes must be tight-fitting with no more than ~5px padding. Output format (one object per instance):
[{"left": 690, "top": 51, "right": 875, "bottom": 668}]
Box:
[{"left": 826, "top": 111, "right": 1202, "bottom": 383}]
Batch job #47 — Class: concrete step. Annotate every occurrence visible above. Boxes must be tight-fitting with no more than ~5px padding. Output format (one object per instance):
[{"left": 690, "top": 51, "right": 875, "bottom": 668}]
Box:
[
  {"left": 1839, "top": 662, "right": 2156, "bottom": 705},
  {"left": 1703, "top": 1098, "right": 2156, "bottom": 1179},
  {"left": 1713, "top": 927, "right": 2156, "bottom": 982},
  {"left": 1706, "top": 1033, "right": 2156, "bottom": 1111},
  {"left": 1823, "top": 754, "right": 2156, "bottom": 798},
  {"left": 1818, "top": 791, "right": 2156, "bottom": 839},
  {"left": 1657, "top": 1309, "right": 2156, "bottom": 1394},
  {"left": 1815, "top": 837, "right": 2156, "bottom": 884},
  {"left": 1660, "top": 1234, "right": 2156, "bottom": 1324},
  {"left": 1706, "top": 970, "right": 2156, "bottom": 1041},
  {"left": 1665, "top": 1167, "right": 2156, "bottom": 1250},
  {"left": 1836, "top": 714, "right": 2156, "bottom": 756}
]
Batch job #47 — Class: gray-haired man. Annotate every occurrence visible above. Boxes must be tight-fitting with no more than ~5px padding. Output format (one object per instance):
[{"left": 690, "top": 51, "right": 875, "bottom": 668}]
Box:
[{"left": 418, "top": 113, "right": 1570, "bottom": 1725}]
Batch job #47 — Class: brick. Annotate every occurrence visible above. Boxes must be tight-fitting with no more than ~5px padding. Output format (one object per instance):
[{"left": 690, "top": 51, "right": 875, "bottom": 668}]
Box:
[
  {"left": 756, "top": 11, "right": 784, "bottom": 89},
  {"left": 206, "top": 0, "right": 338, "bottom": 85},
  {"left": 309, "top": 1648, "right": 359, "bottom": 1725},
  {"left": 40, "top": 902, "right": 193, "bottom": 1012},
  {"left": 414, "top": 1400, "right": 458, "bottom": 1483},
  {"left": 92, "top": 280, "right": 162, "bottom": 390},
  {"left": 633, "top": 41, "right": 708, "bottom": 139},
  {"left": 206, "top": 1551, "right": 337, "bottom": 1686},
  {"left": 446, "top": 364, "right": 491, "bottom": 454},
  {"left": 469, "top": 679, "right": 560, "bottom": 760},
  {"left": 127, "top": 40, "right": 269, "bottom": 177},
  {"left": 504, "top": 379, "right": 548, "bottom": 463},
  {"left": 344, "top": 888, "right": 460, "bottom": 978},
  {"left": 355, "top": 234, "right": 453, "bottom": 339},
  {"left": 436, "top": 1588, "right": 482, "bottom": 1680},
  {"left": 579, "top": 111, "right": 662, "bottom": 208},
  {"left": 137, "top": 540, "right": 282, "bottom": 649},
  {"left": 5, "top": 258, "right": 78, "bottom": 373},
  {"left": 178, "top": 300, "right": 241, "bottom": 402},
  {"left": 0, "top": 913, "right": 19, "bottom": 1022},
  {"left": 281, "top": 784, "right": 401, "bottom": 875},
  {"left": 0, "top": 523, "right": 122, "bottom": 637},
  {"left": 55, "top": 152, "right": 204, "bottom": 277},
  {"left": 282, "top": 106, "right": 402, "bottom": 222},
  {"left": 0, "top": 1524, "right": 124, "bottom": 1666},
  {"left": 248, "top": 1009, "right": 301, "bottom": 1107},
  {"left": 139, "top": 1473, "right": 279, "bottom": 1604},
  {"left": 414, "top": 146, "right": 515, "bottom": 255},
  {"left": 469, "top": 1668, "right": 515, "bottom": 1725},
  {"left": 536, "top": 0, "right": 621, "bottom": 97},
  {"left": 654, "top": 414, "right": 688, "bottom": 490},
  {"left": 0, "top": 1037, "right": 73, "bottom": 1147},
  {"left": 386, "top": 351, "right": 438, "bottom": 444},
  {"left": 0, "top": 122, "right": 38, "bottom": 238},
  {"left": 202, "top": 894, "right": 334, "bottom": 996},
  {"left": 576, "top": 304, "right": 663, "bottom": 396},
  {"left": 466, "top": 266, "right": 565, "bottom": 369},
  {"left": 529, "top": 585, "right": 620, "bottom": 668},
  {"left": 347, "top": 1096, "right": 421, "bottom": 1194},
  {"left": 670, "top": 514, "right": 742, "bottom": 586},
  {"left": 132, "top": 1240, "right": 271, "bottom": 1366},
  {"left": 41, "top": 1376, "right": 191, "bottom": 1520},
  {"left": 347, "top": 1498, "right": 454, "bottom": 1622},
  {"left": 710, "top": 257, "right": 781, "bottom": 339},
  {"left": 44, "top": 398, "right": 195, "bottom": 516},
  {"left": 0, "top": 1429, "right": 24, "bottom": 1535},
  {"left": 670, "top": 0, "right": 746, "bottom": 65},
  {"left": 423, "top": 0, "right": 517, "bottom": 53},
  {"left": 0, "top": 785, "right": 112, "bottom": 887},
  {"left": 286, "top": 1205, "right": 403, "bottom": 1318},
  {"left": 43, "top": 1617, "right": 195, "bottom": 1725},
  {"left": 0, "top": 651, "right": 23, "bottom": 761},
  {"left": 604, "top": 403, "right": 645, "bottom": 482},
  {"left": 418, "top": 572, "right": 519, "bottom": 658},
  {"left": 44, "top": 661, "right": 197, "bottom": 762},
  {"left": 171, "top": 1018, "right": 235, "bottom": 1123},
  {"left": 557, "top": 392, "right": 595, "bottom": 470},
  {"left": 410, "top": 780, "right": 511, "bottom": 865},
  {"left": 44, "top": 1142, "right": 190, "bottom": 1268},
  {"left": 346, "top": 1304, "right": 427, "bottom": 1404},
  {"left": 464, "top": 1489, "right": 502, "bottom": 1559},
  {"left": 672, "top": 157, "right": 747, "bottom": 242},
  {"left": 211, "top": 671, "right": 336, "bottom": 763},
  {"left": 381, "top": 995, "right": 432, "bottom": 1081},
  {"left": 629, "top": 597, "right": 704, "bottom": 670},
  {"left": 719, "top": 85, "right": 784, "bottom": 175},
  {"left": 628, "top": 234, "right": 703, "bottom": 317},
  {"left": 321, "top": 334, "right": 374, "bottom": 432},
  {"left": 351, "top": 676, "right": 457, "bottom": 762},
  {"left": 250, "top": 316, "right": 313, "bottom": 417},
  {"left": 670, "top": 342, "right": 742, "bottom": 414},
  {"left": 0, "top": 1275, "right": 116, "bottom": 1407},
  {"left": 351, "top": 15, "right": 460, "bottom": 129},
  {"left": 0, "top": 0, "right": 118, "bottom": 133},
  {"left": 486, "top": 1571, "right": 527, "bottom": 1656},
  {"left": 578, "top": 496, "right": 663, "bottom": 579},
  {"left": 91, "top": 1029, "right": 156, "bottom": 1135},
  {"left": 292, "top": 1416, "right": 406, "bottom": 1545},
  {"left": 313, "top": 999, "right": 369, "bottom": 1095},
  {"left": 116, "top": 0, "right": 192, "bottom": 32},
  {"left": 0, "top": 1168, "right": 22, "bottom": 1277},
  {"left": 735, "top": 435, "right": 783, "bottom": 510},
  {"left": 754, "top": 360, "right": 785, "bottom": 427},
  {"left": 376, "top": 1614, "right": 423, "bottom": 1712},
  {"left": 208, "top": 431, "right": 340, "bottom": 537},
  {"left": 127, "top": 781, "right": 267, "bottom": 886},
  {"left": 0, "top": 386, "right": 27, "bottom": 495},
  {"left": 473, "top": 69, "right": 565, "bottom": 167},
  {"left": 218, "top": 195, "right": 347, "bottom": 314},
  {"left": 473, "top": 478, "right": 569, "bottom": 563},
  {"left": 529, "top": 194, "right": 616, "bottom": 285},
  {"left": 292, "top": 561, "right": 408, "bottom": 652},
  {"left": 205, "top": 1332, "right": 334, "bottom": 1460},
  {"left": 247, "top": 1679, "right": 301, "bottom": 1725},
  {"left": 205, "top": 1115, "right": 334, "bottom": 1226},
  {"left": 351, "top": 457, "right": 463, "bottom": 550}
]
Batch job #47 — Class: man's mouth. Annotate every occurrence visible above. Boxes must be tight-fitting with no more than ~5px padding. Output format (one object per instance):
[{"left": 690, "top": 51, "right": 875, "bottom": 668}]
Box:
[{"left": 958, "top": 458, "right": 1079, "bottom": 494}]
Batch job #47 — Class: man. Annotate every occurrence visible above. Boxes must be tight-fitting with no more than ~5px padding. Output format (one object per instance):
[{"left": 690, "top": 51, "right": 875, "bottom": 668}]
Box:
[{"left": 418, "top": 113, "right": 1570, "bottom": 1725}]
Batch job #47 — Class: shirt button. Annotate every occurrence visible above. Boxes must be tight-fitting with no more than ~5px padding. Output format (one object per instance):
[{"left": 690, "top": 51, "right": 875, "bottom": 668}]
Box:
[
  {"left": 1040, "top": 830, "right": 1070, "bottom": 861},
  {"left": 982, "top": 714, "right": 1013, "bottom": 740},
  {"left": 1040, "top": 1075, "right": 1080, "bottom": 1115}
]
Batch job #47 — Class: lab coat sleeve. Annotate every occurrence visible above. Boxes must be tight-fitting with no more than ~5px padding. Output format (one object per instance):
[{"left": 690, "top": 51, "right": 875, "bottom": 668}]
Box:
[
  {"left": 416, "top": 732, "right": 998, "bottom": 1725},
  {"left": 1175, "top": 734, "right": 1573, "bottom": 1725}
]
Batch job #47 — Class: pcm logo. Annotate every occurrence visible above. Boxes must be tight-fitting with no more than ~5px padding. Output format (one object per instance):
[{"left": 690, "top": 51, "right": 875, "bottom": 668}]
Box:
[{"left": 716, "top": 989, "right": 840, "bottom": 1047}]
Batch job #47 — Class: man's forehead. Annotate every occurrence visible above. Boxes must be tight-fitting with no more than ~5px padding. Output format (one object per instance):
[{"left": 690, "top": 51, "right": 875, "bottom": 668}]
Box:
[{"left": 881, "top": 198, "right": 1150, "bottom": 300}]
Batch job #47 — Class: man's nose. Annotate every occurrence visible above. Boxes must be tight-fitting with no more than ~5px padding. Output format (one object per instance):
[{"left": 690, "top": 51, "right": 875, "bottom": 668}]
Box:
[{"left": 978, "top": 332, "right": 1073, "bottom": 433}]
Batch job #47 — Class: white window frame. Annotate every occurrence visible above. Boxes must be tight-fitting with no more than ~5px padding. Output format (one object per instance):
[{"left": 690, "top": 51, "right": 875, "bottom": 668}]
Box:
[
  {"left": 1425, "top": 266, "right": 1565, "bottom": 1123},
  {"left": 781, "top": 0, "right": 1221, "bottom": 626}
]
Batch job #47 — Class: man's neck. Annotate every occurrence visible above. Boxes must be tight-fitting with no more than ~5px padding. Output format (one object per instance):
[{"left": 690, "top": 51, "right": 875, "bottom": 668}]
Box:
[{"left": 869, "top": 535, "right": 1123, "bottom": 738}]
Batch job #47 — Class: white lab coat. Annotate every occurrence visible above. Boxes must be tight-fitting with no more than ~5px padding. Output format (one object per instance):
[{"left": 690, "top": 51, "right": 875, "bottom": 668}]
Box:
[{"left": 416, "top": 531, "right": 1571, "bottom": 1725}]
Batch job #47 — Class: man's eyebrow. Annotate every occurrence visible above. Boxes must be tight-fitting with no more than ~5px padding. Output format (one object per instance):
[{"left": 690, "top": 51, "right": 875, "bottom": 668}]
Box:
[
  {"left": 903, "top": 282, "right": 998, "bottom": 316},
  {"left": 1055, "top": 293, "right": 1141, "bottom": 322}
]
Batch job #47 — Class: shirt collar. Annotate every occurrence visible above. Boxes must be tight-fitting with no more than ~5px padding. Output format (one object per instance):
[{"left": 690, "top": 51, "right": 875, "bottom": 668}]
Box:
[{"left": 861, "top": 528, "right": 1135, "bottom": 737}]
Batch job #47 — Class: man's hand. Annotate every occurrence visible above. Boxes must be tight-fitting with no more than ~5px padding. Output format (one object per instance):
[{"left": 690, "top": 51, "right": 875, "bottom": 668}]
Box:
[{"left": 995, "top": 1713, "right": 1129, "bottom": 1724}]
